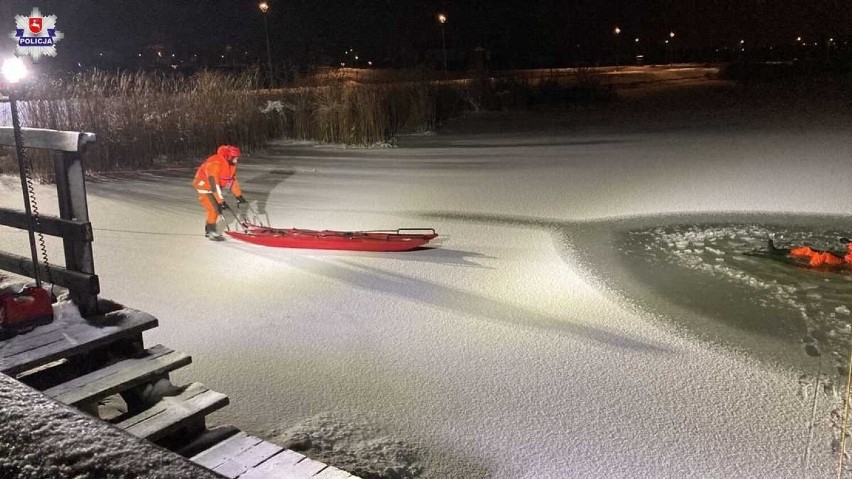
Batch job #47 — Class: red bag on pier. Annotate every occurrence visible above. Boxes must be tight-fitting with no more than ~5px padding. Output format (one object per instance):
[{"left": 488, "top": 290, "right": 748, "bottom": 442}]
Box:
[{"left": 0, "top": 287, "right": 53, "bottom": 330}]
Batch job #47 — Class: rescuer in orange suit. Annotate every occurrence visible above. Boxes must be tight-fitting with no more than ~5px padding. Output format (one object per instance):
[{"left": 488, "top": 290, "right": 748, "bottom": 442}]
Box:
[
  {"left": 769, "top": 237, "right": 852, "bottom": 267},
  {"left": 192, "top": 145, "right": 247, "bottom": 239}
]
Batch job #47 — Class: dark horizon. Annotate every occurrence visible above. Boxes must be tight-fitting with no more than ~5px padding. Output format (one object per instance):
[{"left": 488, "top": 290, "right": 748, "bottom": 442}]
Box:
[{"left": 1, "top": 1, "right": 850, "bottom": 70}]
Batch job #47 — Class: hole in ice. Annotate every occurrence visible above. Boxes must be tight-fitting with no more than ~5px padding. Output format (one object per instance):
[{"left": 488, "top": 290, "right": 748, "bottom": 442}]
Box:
[{"left": 573, "top": 218, "right": 852, "bottom": 377}]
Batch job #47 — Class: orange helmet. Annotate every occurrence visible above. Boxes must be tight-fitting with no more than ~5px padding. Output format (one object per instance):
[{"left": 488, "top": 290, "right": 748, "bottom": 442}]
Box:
[{"left": 218, "top": 145, "right": 242, "bottom": 165}]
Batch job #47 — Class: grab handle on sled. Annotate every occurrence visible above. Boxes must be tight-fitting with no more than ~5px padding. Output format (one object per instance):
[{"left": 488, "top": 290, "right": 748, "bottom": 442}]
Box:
[
  {"left": 221, "top": 206, "right": 248, "bottom": 232},
  {"left": 236, "top": 202, "right": 269, "bottom": 228},
  {"left": 396, "top": 228, "right": 437, "bottom": 235},
  {"left": 363, "top": 228, "right": 437, "bottom": 236}
]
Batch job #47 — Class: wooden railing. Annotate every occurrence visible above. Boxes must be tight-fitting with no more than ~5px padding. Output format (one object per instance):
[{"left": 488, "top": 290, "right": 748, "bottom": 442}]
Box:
[{"left": 0, "top": 127, "right": 99, "bottom": 315}]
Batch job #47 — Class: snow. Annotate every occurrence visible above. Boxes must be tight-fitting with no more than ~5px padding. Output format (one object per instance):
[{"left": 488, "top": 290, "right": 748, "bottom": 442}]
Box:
[
  {"left": 0, "top": 357, "right": 218, "bottom": 478},
  {"left": 1, "top": 81, "right": 851, "bottom": 478}
]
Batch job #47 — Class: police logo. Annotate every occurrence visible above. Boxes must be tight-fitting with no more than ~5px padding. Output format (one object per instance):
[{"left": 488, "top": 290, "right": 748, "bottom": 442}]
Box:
[{"left": 10, "top": 8, "right": 63, "bottom": 61}]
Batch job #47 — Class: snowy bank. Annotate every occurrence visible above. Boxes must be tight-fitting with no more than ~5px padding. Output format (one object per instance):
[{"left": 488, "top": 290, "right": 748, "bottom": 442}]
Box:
[{"left": 0, "top": 372, "right": 218, "bottom": 479}]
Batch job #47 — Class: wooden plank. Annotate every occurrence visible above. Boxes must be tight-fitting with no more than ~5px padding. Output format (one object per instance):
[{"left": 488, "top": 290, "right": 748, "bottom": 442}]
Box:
[
  {"left": 312, "top": 467, "right": 353, "bottom": 479},
  {"left": 0, "top": 250, "right": 99, "bottom": 295},
  {"left": 117, "top": 382, "right": 229, "bottom": 441},
  {"left": 0, "top": 308, "right": 157, "bottom": 376},
  {"left": 225, "top": 440, "right": 283, "bottom": 471},
  {"left": 192, "top": 432, "right": 262, "bottom": 469},
  {"left": 0, "top": 127, "right": 94, "bottom": 152},
  {"left": 243, "top": 453, "right": 329, "bottom": 479},
  {"left": 54, "top": 148, "right": 97, "bottom": 316},
  {"left": 240, "top": 450, "right": 305, "bottom": 479},
  {"left": 176, "top": 424, "right": 241, "bottom": 458},
  {"left": 0, "top": 207, "right": 93, "bottom": 241},
  {"left": 42, "top": 345, "right": 191, "bottom": 406},
  {"left": 215, "top": 460, "right": 251, "bottom": 479},
  {"left": 0, "top": 309, "right": 151, "bottom": 366},
  {"left": 285, "top": 458, "right": 329, "bottom": 478},
  {"left": 212, "top": 440, "right": 284, "bottom": 478}
]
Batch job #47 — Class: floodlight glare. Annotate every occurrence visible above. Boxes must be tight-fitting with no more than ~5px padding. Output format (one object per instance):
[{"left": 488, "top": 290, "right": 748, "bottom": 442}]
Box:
[{"left": 2, "top": 57, "right": 27, "bottom": 84}]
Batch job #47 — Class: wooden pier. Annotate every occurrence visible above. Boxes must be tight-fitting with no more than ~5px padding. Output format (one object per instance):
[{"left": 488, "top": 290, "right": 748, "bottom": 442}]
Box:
[
  {"left": 0, "top": 297, "right": 359, "bottom": 478},
  {"left": 0, "top": 126, "right": 359, "bottom": 478}
]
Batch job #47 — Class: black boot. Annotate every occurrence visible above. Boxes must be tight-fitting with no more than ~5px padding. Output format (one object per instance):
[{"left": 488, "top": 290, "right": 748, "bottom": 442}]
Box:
[{"left": 205, "top": 224, "right": 223, "bottom": 241}]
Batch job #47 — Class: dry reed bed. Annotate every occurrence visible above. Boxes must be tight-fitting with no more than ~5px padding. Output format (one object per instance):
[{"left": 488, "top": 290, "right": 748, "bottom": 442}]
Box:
[
  {"left": 0, "top": 69, "right": 608, "bottom": 179},
  {"left": 2, "top": 71, "right": 462, "bottom": 178}
]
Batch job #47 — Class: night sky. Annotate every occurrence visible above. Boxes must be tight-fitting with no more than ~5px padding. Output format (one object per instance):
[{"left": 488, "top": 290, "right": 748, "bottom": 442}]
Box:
[{"left": 1, "top": 1, "right": 849, "bottom": 69}]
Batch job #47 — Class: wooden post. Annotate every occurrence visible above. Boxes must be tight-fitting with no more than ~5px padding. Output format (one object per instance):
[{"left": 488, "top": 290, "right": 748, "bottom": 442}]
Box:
[{"left": 53, "top": 133, "right": 98, "bottom": 316}]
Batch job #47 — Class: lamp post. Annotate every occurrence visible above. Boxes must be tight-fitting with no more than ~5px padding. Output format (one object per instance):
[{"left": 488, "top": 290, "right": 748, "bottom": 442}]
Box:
[
  {"left": 259, "top": 2, "right": 273, "bottom": 85},
  {"left": 827, "top": 37, "right": 833, "bottom": 63},
  {"left": 613, "top": 26, "right": 621, "bottom": 70},
  {"left": 633, "top": 38, "right": 641, "bottom": 65},
  {"left": 668, "top": 31, "right": 675, "bottom": 65},
  {"left": 796, "top": 36, "right": 803, "bottom": 61},
  {"left": 437, "top": 13, "right": 448, "bottom": 72},
  {"left": 2, "top": 57, "right": 41, "bottom": 287}
]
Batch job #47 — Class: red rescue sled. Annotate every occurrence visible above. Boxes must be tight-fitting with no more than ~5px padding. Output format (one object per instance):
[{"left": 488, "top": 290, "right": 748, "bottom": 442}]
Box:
[{"left": 225, "top": 223, "right": 438, "bottom": 252}]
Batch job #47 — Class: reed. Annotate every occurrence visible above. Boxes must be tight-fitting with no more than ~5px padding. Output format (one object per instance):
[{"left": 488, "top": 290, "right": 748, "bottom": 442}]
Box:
[
  {"left": 4, "top": 69, "right": 278, "bottom": 178},
  {"left": 0, "top": 67, "right": 607, "bottom": 180}
]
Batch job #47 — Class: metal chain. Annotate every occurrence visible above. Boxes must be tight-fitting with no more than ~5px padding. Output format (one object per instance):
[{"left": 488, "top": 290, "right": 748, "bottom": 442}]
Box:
[{"left": 9, "top": 90, "right": 53, "bottom": 289}]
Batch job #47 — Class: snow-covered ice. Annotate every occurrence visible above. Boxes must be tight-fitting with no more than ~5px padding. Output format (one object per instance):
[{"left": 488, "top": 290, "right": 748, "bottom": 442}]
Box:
[{"left": 1, "top": 81, "right": 851, "bottom": 478}]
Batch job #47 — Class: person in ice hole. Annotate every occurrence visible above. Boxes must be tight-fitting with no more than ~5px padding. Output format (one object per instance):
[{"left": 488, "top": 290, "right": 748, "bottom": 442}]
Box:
[
  {"left": 192, "top": 145, "right": 248, "bottom": 240},
  {"left": 768, "top": 237, "right": 852, "bottom": 267}
]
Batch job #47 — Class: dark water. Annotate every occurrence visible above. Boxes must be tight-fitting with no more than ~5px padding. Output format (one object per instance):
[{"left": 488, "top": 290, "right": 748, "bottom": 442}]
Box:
[{"left": 563, "top": 213, "right": 852, "bottom": 378}]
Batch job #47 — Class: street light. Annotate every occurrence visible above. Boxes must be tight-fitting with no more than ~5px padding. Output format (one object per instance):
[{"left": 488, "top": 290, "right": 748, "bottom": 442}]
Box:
[
  {"left": 437, "top": 13, "right": 447, "bottom": 72},
  {"left": 2, "top": 57, "right": 27, "bottom": 84},
  {"left": 667, "top": 32, "right": 675, "bottom": 65},
  {"left": 613, "top": 26, "right": 621, "bottom": 70},
  {"left": 2, "top": 57, "right": 42, "bottom": 288},
  {"left": 634, "top": 38, "right": 640, "bottom": 65},
  {"left": 258, "top": 2, "right": 273, "bottom": 85}
]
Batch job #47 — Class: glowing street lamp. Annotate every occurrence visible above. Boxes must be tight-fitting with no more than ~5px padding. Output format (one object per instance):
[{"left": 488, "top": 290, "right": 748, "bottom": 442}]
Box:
[
  {"left": 437, "top": 13, "right": 448, "bottom": 71},
  {"left": 2, "top": 57, "right": 27, "bottom": 84},
  {"left": 2, "top": 57, "right": 42, "bottom": 287},
  {"left": 259, "top": 2, "right": 273, "bottom": 84},
  {"left": 633, "top": 38, "right": 640, "bottom": 65},
  {"left": 613, "top": 26, "right": 621, "bottom": 70},
  {"left": 667, "top": 32, "right": 675, "bottom": 65}
]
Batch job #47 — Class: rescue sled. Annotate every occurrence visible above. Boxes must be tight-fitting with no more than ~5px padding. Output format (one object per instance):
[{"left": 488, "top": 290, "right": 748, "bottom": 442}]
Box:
[{"left": 225, "top": 223, "right": 438, "bottom": 252}]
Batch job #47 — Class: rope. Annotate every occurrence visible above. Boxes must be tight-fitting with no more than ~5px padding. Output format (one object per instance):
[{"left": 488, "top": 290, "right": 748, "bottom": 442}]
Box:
[
  {"left": 838, "top": 347, "right": 852, "bottom": 478},
  {"left": 805, "top": 356, "right": 823, "bottom": 469},
  {"left": 87, "top": 167, "right": 194, "bottom": 177},
  {"left": 94, "top": 228, "right": 200, "bottom": 237}
]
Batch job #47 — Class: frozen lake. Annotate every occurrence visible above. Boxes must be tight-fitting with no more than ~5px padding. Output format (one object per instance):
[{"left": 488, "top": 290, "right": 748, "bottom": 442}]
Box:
[{"left": 1, "top": 80, "right": 851, "bottom": 478}]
